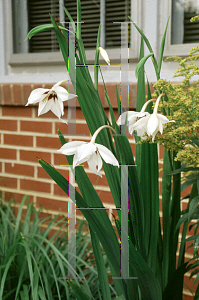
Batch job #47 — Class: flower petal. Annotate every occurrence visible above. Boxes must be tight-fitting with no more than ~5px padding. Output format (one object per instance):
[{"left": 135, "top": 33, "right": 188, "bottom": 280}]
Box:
[
  {"left": 50, "top": 99, "right": 63, "bottom": 118},
  {"left": 117, "top": 111, "right": 133, "bottom": 125},
  {"left": 95, "top": 143, "right": 119, "bottom": 167},
  {"left": 58, "top": 141, "right": 86, "bottom": 155},
  {"left": 26, "top": 88, "right": 49, "bottom": 105},
  {"left": 87, "top": 153, "right": 103, "bottom": 177},
  {"left": 38, "top": 99, "right": 53, "bottom": 116},
  {"left": 147, "top": 114, "right": 159, "bottom": 136},
  {"left": 53, "top": 86, "right": 76, "bottom": 102},
  {"left": 132, "top": 115, "right": 150, "bottom": 130},
  {"left": 77, "top": 142, "right": 96, "bottom": 162},
  {"left": 99, "top": 47, "right": 110, "bottom": 65}
]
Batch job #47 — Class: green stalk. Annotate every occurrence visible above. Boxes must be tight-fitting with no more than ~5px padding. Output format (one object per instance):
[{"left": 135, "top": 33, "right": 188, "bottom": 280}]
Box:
[
  {"left": 169, "top": 157, "right": 181, "bottom": 277},
  {"left": 162, "top": 149, "right": 172, "bottom": 289}
]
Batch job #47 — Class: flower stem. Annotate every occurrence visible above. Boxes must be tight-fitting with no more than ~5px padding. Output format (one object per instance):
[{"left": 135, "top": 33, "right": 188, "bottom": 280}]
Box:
[
  {"left": 153, "top": 93, "right": 164, "bottom": 114},
  {"left": 91, "top": 125, "right": 117, "bottom": 143},
  {"left": 54, "top": 79, "right": 69, "bottom": 87},
  {"left": 140, "top": 98, "right": 155, "bottom": 113}
]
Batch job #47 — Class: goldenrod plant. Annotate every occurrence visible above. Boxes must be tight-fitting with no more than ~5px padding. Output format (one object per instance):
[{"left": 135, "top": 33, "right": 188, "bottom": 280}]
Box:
[
  {"left": 24, "top": 1, "right": 198, "bottom": 299},
  {"left": 151, "top": 41, "right": 199, "bottom": 295}
]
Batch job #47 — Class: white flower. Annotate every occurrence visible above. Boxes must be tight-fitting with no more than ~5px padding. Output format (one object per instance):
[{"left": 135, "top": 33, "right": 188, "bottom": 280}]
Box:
[
  {"left": 98, "top": 47, "right": 110, "bottom": 65},
  {"left": 132, "top": 94, "right": 175, "bottom": 142},
  {"left": 26, "top": 80, "right": 76, "bottom": 120},
  {"left": 117, "top": 100, "right": 152, "bottom": 135},
  {"left": 57, "top": 126, "right": 119, "bottom": 177}
]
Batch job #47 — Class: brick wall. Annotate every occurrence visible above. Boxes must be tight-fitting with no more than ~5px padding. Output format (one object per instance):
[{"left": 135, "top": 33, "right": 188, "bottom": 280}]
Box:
[
  {"left": 0, "top": 82, "right": 194, "bottom": 299},
  {"left": 0, "top": 82, "right": 138, "bottom": 217}
]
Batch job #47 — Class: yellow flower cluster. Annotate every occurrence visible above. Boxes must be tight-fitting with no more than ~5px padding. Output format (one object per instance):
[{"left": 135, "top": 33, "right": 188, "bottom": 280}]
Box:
[{"left": 151, "top": 51, "right": 199, "bottom": 168}]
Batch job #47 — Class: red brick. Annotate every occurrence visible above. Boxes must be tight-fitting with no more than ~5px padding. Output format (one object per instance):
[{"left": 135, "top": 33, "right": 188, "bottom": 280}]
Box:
[
  {"left": 36, "top": 136, "right": 61, "bottom": 149},
  {"left": 0, "top": 176, "right": 17, "bottom": 188},
  {"left": 76, "top": 108, "right": 86, "bottom": 119},
  {"left": 20, "top": 150, "right": 51, "bottom": 162},
  {"left": 54, "top": 152, "right": 69, "bottom": 166},
  {"left": 36, "top": 196, "right": 68, "bottom": 212},
  {"left": 87, "top": 172, "right": 108, "bottom": 187},
  {"left": 181, "top": 185, "right": 192, "bottom": 199},
  {"left": 20, "top": 120, "right": 52, "bottom": 133},
  {"left": 3, "top": 84, "right": 12, "bottom": 105},
  {"left": 4, "top": 191, "right": 33, "bottom": 204},
  {"left": 106, "top": 84, "right": 118, "bottom": 109},
  {"left": 5, "top": 163, "right": 34, "bottom": 177},
  {"left": 0, "top": 162, "right": 2, "bottom": 172},
  {"left": 98, "top": 83, "right": 106, "bottom": 107},
  {"left": 0, "top": 85, "right": 3, "bottom": 105},
  {"left": 182, "top": 291, "right": 194, "bottom": 300},
  {"left": 55, "top": 120, "right": 71, "bottom": 135},
  {"left": 159, "top": 144, "right": 165, "bottom": 160},
  {"left": 20, "top": 179, "right": 51, "bottom": 193},
  {"left": 55, "top": 122, "right": 90, "bottom": 136},
  {"left": 23, "top": 84, "right": 33, "bottom": 104},
  {"left": 0, "top": 119, "right": 18, "bottom": 131},
  {"left": 96, "top": 190, "right": 114, "bottom": 205},
  {"left": 54, "top": 183, "right": 68, "bottom": 197},
  {"left": 37, "top": 111, "right": 58, "bottom": 119},
  {"left": 2, "top": 106, "right": 32, "bottom": 117},
  {"left": 13, "top": 84, "right": 22, "bottom": 105},
  {"left": 0, "top": 148, "right": 16, "bottom": 160},
  {"left": 37, "top": 165, "right": 66, "bottom": 179},
  {"left": 4, "top": 134, "right": 33, "bottom": 147}
]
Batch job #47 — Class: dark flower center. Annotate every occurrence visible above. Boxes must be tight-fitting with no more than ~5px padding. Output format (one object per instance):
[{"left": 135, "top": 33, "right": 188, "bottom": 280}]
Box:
[{"left": 43, "top": 90, "right": 58, "bottom": 101}]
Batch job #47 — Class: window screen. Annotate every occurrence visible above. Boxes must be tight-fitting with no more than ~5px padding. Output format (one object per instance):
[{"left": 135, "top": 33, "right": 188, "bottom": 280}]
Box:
[{"left": 27, "top": 0, "right": 131, "bottom": 52}]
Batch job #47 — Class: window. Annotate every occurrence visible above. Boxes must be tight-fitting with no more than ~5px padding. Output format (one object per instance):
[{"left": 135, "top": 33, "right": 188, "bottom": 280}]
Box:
[
  {"left": 161, "top": 0, "right": 199, "bottom": 56},
  {"left": 171, "top": 0, "right": 199, "bottom": 44},
  {"left": 12, "top": 0, "right": 131, "bottom": 54}
]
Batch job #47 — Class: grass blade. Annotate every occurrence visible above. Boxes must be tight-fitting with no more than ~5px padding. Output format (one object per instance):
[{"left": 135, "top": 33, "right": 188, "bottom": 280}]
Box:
[
  {"left": 158, "top": 17, "right": 170, "bottom": 74},
  {"left": 90, "top": 229, "right": 112, "bottom": 300},
  {"left": 135, "top": 53, "right": 154, "bottom": 78}
]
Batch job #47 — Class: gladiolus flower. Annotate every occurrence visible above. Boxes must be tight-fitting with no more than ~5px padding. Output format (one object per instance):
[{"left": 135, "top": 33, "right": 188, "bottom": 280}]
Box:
[
  {"left": 57, "top": 126, "right": 119, "bottom": 177},
  {"left": 98, "top": 47, "right": 110, "bottom": 65},
  {"left": 132, "top": 94, "right": 175, "bottom": 142},
  {"left": 117, "top": 100, "right": 152, "bottom": 135},
  {"left": 26, "top": 80, "right": 76, "bottom": 120}
]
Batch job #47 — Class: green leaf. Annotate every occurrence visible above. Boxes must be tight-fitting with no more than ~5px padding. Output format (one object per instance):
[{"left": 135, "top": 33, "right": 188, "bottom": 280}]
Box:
[
  {"left": 77, "top": 0, "right": 81, "bottom": 41},
  {"left": 90, "top": 229, "right": 112, "bottom": 300},
  {"left": 61, "top": 4, "right": 76, "bottom": 32},
  {"left": 38, "top": 158, "right": 125, "bottom": 297},
  {"left": 161, "top": 149, "right": 172, "bottom": 288},
  {"left": 67, "top": 280, "right": 91, "bottom": 300},
  {"left": 38, "top": 286, "right": 47, "bottom": 300},
  {"left": 128, "top": 236, "right": 162, "bottom": 300},
  {"left": 158, "top": 17, "right": 170, "bottom": 74},
  {"left": 116, "top": 86, "right": 121, "bottom": 116},
  {"left": 188, "top": 195, "right": 199, "bottom": 221},
  {"left": 135, "top": 53, "right": 154, "bottom": 78},
  {"left": 94, "top": 25, "right": 101, "bottom": 90},
  {"left": 0, "top": 254, "right": 16, "bottom": 299},
  {"left": 26, "top": 24, "right": 72, "bottom": 40},
  {"left": 129, "top": 17, "right": 159, "bottom": 79},
  {"left": 169, "top": 159, "right": 181, "bottom": 278},
  {"left": 162, "top": 262, "right": 188, "bottom": 300}
]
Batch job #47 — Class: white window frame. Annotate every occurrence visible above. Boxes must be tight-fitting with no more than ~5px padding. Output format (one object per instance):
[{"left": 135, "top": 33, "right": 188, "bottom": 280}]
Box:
[
  {"left": 161, "top": 0, "right": 199, "bottom": 57},
  {"left": 8, "top": 0, "right": 142, "bottom": 71}
]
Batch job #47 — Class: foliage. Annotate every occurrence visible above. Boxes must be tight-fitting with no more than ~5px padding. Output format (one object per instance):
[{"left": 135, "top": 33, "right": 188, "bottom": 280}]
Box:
[
  {"left": 0, "top": 196, "right": 112, "bottom": 300},
  {"left": 152, "top": 43, "right": 199, "bottom": 297},
  {"left": 24, "top": 1, "right": 198, "bottom": 299}
]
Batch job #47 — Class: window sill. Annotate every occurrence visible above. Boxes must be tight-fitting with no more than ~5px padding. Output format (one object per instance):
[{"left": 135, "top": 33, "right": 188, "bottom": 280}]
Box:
[
  {"left": 9, "top": 47, "right": 138, "bottom": 67},
  {"left": 164, "top": 43, "right": 199, "bottom": 58}
]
